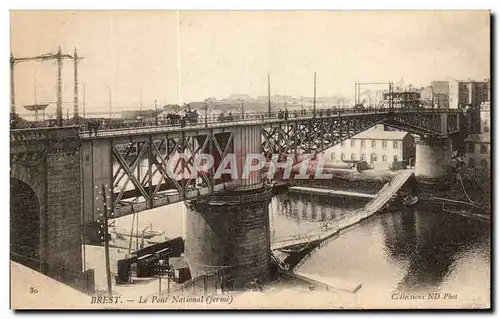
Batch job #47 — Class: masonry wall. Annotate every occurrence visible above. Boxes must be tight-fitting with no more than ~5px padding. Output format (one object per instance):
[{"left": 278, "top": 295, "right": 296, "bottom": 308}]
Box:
[
  {"left": 414, "top": 138, "right": 453, "bottom": 180},
  {"left": 185, "top": 196, "right": 272, "bottom": 289},
  {"left": 45, "top": 149, "right": 83, "bottom": 280}
]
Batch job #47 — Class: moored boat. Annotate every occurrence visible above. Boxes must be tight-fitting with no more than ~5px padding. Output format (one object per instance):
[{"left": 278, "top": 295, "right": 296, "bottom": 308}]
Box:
[
  {"left": 110, "top": 226, "right": 164, "bottom": 239},
  {"left": 403, "top": 195, "right": 418, "bottom": 206}
]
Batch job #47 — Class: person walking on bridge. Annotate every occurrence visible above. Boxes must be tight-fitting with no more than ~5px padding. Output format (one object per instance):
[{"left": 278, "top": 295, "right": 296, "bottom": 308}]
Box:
[{"left": 87, "top": 121, "right": 93, "bottom": 137}]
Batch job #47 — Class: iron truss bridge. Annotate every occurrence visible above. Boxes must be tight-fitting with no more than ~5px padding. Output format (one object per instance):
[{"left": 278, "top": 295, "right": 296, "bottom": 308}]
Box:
[{"left": 10, "top": 108, "right": 463, "bottom": 219}]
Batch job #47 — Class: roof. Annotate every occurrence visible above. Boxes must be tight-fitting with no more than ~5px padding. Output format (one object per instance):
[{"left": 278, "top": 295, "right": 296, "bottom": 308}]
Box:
[
  {"left": 351, "top": 130, "right": 409, "bottom": 141},
  {"left": 465, "top": 133, "right": 490, "bottom": 144}
]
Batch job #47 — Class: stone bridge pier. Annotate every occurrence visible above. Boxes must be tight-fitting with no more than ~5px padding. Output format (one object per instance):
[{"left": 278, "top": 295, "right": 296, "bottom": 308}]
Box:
[
  {"left": 414, "top": 113, "right": 456, "bottom": 183},
  {"left": 10, "top": 127, "right": 83, "bottom": 285},
  {"left": 184, "top": 125, "right": 273, "bottom": 289},
  {"left": 414, "top": 137, "right": 453, "bottom": 182}
]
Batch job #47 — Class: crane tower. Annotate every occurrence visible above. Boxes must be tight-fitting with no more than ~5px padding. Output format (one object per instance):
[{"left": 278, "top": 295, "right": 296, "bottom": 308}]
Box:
[{"left": 11, "top": 47, "right": 83, "bottom": 125}]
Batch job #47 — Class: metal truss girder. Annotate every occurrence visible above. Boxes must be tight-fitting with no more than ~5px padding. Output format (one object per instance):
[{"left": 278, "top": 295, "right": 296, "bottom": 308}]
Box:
[
  {"left": 262, "top": 114, "right": 387, "bottom": 164},
  {"left": 112, "top": 144, "right": 150, "bottom": 205}
]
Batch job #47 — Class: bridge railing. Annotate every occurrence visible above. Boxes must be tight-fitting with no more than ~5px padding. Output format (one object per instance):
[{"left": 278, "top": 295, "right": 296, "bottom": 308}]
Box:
[
  {"left": 10, "top": 125, "right": 80, "bottom": 142},
  {"left": 10, "top": 129, "right": 48, "bottom": 142},
  {"left": 11, "top": 107, "right": 462, "bottom": 136},
  {"left": 78, "top": 107, "right": 397, "bottom": 136}
]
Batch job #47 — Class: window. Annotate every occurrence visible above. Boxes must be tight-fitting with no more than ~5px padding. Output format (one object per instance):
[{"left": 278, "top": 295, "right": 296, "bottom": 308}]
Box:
[
  {"left": 480, "top": 159, "right": 488, "bottom": 169},
  {"left": 331, "top": 153, "right": 336, "bottom": 161},
  {"left": 382, "top": 155, "right": 387, "bottom": 162},
  {"left": 484, "top": 126, "right": 490, "bottom": 133},
  {"left": 371, "top": 153, "right": 377, "bottom": 162},
  {"left": 382, "top": 141, "right": 387, "bottom": 149},
  {"left": 484, "top": 119, "right": 489, "bottom": 125},
  {"left": 371, "top": 140, "right": 376, "bottom": 148},
  {"left": 351, "top": 153, "right": 355, "bottom": 160},
  {"left": 351, "top": 140, "right": 355, "bottom": 147},
  {"left": 361, "top": 154, "right": 365, "bottom": 161},
  {"left": 393, "top": 155, "right": 398, "bottom": 162},
  {"left": 341, "top": 140, "right": 345, "bottom": 147},
  {"left": 480, "top": 144, "right": 488, "bottom": 154},
  {"left": 341, "top": 153, "right": 345, "bottom": 160},
  {"left": 361, "top": 140, "right": 366, "bottom": 148},
  {"left": 393, "top": 141, "right": 398, "bottom": 149}
]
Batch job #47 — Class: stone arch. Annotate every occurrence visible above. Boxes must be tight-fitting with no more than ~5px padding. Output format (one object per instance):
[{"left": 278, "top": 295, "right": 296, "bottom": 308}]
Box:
[
  {"left": 10, "top": 163, "right": 44, "bottom": 205},
  {"left": 10, "top": 163, "right": 44, "bottom": 271}
]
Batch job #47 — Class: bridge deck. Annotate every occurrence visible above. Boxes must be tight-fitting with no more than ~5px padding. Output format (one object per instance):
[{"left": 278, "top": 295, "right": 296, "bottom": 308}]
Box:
[
  {"left": 271, "top": 169, "right": 414, "bottom": 252},
  {"left": 79, "top": 111, "right": 387, "bottom": 139}
]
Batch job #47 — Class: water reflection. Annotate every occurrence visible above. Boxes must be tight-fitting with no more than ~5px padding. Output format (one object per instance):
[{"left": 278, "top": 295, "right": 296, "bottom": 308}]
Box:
[
  {"left": 274, "top": 192, "right": 367, "bottom": 224},
  {"left": 271, "top": 191, "right": 490, "bottom": 293},
  {"left": 381, "top": 210, "right": 490, "bottom": 291}
]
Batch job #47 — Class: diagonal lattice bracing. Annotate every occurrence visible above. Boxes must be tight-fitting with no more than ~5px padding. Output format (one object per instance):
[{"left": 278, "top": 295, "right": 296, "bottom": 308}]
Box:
[
  {"left": 262, "top": 113, "right": 388, "bottom": 163},
  {"left": 110, "top": 131, "right": 235, "bottom": 214},
  {"left": 91, "top": 109, "right": 461, "bottom": 217}
]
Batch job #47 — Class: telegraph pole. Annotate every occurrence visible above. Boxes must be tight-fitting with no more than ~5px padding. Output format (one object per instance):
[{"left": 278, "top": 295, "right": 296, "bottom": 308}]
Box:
[
  {"left": 83, "top": 84, "right": 86, "bottom": 121},
  {"left": 108, "top": 87, "right": 112, "bottom": 120},
  {"left": 431, "top": 86, "right": 434, "bottom": 109},
  {"left": 10, "top": 53, "right": 15, "bottom": 117},
  {"left": 267, "top": 73, "right": 271, "bottom": 117},
  {"left": 313, "top": 72, "right": 317, "bottom": 118},
  {"left": 354, "top": 81, "right": 357, "bottom": 105},
  {"left": 73, "top": 48, "right": 79, "bottom": 121},
  {"left": 155, "top": 100, "right": 158, "bottom": 125},
  {"left": 56, "top": 47, "right": 63, "bottom": 126},
  {"left": 140, "top": 93, "right": 143, "bottom": 119},
  {"left": 204, "top": 99, "right": 210, "bottom": 128},
  {"left": 101, "top": 185, "right": 112, "bottom": 296},
  {"left": 387, "top": 82, "right": 391, "bottom": 111},
  {"left": 240, "top": 98, "right": 244, "bottom": 120},
  {"left": 33, "top": 76, "right": 38, "bottom": 122}
]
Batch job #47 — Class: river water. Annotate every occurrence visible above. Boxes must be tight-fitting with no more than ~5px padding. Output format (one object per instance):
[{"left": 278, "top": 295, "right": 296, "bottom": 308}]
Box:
[{"left": 104, "top": 190, "right": 490, "bottom": 308}]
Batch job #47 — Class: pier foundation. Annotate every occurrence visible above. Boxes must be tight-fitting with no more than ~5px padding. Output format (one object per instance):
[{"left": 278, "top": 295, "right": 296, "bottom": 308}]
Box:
[
  {"left": 414, "top": 137, "right": 453, "bottom": 183},
  {"left": 184, "top": 188, "right": 273, "bottom": 289}
]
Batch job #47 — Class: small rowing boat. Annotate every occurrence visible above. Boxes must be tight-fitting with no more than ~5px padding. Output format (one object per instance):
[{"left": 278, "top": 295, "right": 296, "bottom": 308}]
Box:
[{"left": 403, "top": 195, "right": 418, "bottom": 206}]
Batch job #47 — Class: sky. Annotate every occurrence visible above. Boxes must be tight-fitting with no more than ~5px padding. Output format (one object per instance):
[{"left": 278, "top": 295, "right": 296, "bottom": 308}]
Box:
[{"left": 10, "top": 10, "right": 490, "bottom": 116}]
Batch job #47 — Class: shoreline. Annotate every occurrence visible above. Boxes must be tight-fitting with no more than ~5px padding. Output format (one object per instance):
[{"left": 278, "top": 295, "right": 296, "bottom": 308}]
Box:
[{"left": 290, "top": 169, "right": 489, "bottom": 213}]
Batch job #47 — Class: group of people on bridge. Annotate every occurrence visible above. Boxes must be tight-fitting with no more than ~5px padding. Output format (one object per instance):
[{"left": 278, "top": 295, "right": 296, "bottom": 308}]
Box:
[
  {"left": 277, "top": 109, "right": 290, "bottom": 120},
  {"left": 218, "top": 112, "right": 235, "bottom": 122},
  {"left": 165, "top": 109, "right": 199, "bottom": 127},
  {"left": 86, "top": 120, "right": 102, "bottom": 136}
]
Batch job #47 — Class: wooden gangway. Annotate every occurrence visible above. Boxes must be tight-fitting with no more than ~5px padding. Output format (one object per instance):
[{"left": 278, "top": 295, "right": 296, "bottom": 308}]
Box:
[
  {"left": 271, "top": 169, "right": 414, "bottom": 253},
  {"left": 271, "top": 230, "right": 340, "bottom": 251},
  {"left": 271, "top": 170, "right": 415, "bottom": 293},
  {"left": 288, "top": 186, "right": 376, "bottom": 199}
]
